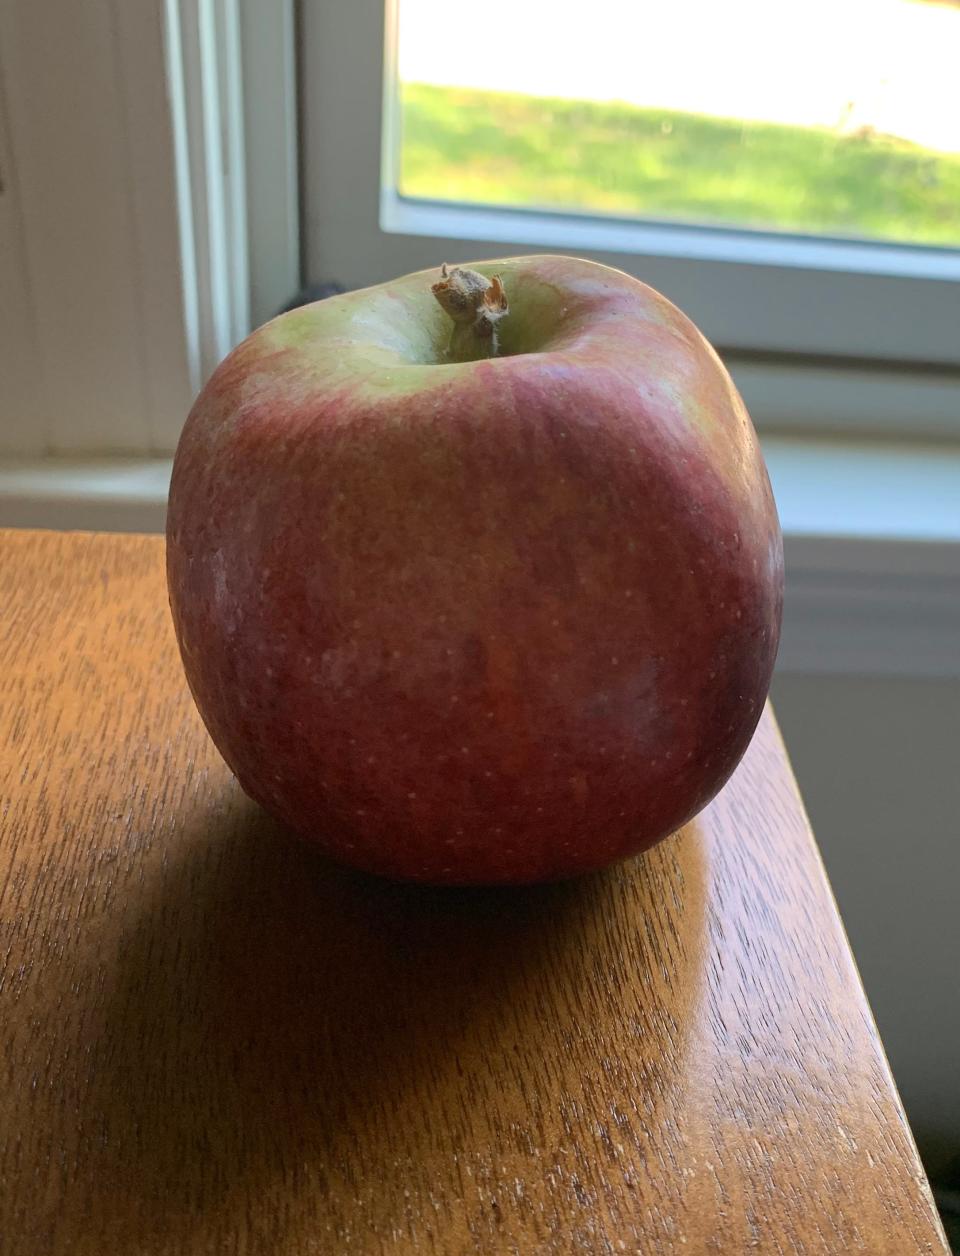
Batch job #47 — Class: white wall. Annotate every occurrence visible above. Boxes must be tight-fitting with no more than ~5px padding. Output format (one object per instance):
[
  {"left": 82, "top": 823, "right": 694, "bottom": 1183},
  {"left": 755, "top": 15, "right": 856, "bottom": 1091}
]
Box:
[{"left": 773, "top": 672, "right": 960, "bottom": 1179}]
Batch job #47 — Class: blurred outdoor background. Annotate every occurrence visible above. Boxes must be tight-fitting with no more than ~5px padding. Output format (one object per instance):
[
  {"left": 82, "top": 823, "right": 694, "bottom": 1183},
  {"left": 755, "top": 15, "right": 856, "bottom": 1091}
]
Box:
[{"left": 397, "top": 0, "right": 960, "bottom": 244}]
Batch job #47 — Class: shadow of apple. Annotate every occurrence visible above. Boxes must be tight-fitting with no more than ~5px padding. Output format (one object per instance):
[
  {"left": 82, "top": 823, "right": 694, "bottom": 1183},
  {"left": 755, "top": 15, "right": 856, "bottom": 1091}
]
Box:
[{"left": 71, "top": 786, "right": 707, "bottom": 1252}]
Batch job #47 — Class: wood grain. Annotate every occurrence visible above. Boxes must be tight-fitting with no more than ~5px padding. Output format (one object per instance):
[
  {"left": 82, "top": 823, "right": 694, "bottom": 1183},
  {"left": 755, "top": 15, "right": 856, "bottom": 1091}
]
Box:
[{"left": 0, "top": 528, "right": 947, "bottom": 1255}]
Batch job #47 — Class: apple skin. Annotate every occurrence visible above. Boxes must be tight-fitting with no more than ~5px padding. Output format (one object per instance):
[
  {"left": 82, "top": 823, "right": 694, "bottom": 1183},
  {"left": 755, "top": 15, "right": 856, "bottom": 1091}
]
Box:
[{"left": 167, "top": 255, "right": 783, "bottom": 884}]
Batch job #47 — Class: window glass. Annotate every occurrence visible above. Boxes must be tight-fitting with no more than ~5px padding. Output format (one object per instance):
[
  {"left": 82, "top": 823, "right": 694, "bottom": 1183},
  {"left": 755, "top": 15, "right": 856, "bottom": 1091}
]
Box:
[{"left": 396, "top": 0, "right": 960, "bottom": 248}]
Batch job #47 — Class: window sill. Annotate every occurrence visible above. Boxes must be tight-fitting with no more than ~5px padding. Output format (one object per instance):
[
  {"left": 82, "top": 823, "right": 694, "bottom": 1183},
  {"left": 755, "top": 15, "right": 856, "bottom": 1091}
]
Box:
[
  {"left": 1, "top": 438, "right": 957, "bottom": 678},
  {"left": 764, "top": 437, "right": 960, "bottom": 679},
  {"left": 0, "top": 458, "right": 172, "bottom": 535}
]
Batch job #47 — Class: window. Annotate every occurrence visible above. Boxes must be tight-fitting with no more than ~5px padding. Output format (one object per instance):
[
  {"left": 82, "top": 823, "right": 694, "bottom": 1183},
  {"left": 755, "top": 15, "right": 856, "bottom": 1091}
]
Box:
[
  {"left": 300, "top": 0, "right": 960, "bottom": 438},
  {"left": 396, "top": 0, "right": 960, "bottom": 250},
  {"left": 1, "top": 0, "right": 956, "bottom": 460}
]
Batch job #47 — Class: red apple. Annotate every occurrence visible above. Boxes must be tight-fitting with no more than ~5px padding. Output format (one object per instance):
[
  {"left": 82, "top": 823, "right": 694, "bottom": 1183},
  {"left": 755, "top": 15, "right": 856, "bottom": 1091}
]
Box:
[{"left": 166, "top": 255, "right": 783, "bottom": 884}]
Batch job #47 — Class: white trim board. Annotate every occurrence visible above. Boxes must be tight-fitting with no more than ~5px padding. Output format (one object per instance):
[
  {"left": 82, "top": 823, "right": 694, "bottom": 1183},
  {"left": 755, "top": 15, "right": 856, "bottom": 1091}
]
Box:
[
  {"left": 165, "top": 0, "right": 300, "bottom": 390},
  {"left": 0, "top": 1, "right": 193, "bottom": 455},
  {"left": 763, "top": 437, "right": 959, "bottom": 544},
  {"left": 780, "top": 543, "right": 960, "bottom": 679},
  {"left": 383, "top": 197, "right": 960, "bottom": 286},
  {"left": 0, "top": 438, "right": 957, "bottom": 680},
  {"left": 732, "top": 360, "right": 960, "bottom": 444},
  {"left": 238, "top": 0, "right": 301, "bottom": 329},
  {"left": 165, "top": 0, "right": 252, "bottom": 392},
  {"left": 0, "top": 458, "right": 171, "bottom": 535},
  {"left": 0, "top": 1, "right": 298, "bottom": 457}
]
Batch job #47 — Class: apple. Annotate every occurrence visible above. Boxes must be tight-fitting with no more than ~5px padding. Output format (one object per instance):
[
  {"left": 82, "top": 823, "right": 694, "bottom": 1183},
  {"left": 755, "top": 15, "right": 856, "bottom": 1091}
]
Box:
[{"left": 167, "top": 255, "right": 783, "bottom": 884}]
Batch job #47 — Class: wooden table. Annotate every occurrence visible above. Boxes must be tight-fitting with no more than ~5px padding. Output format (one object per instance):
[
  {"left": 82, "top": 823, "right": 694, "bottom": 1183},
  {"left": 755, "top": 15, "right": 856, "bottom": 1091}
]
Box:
[{"left": 0, "top": 529, "right": 947, "bottom": 1255}]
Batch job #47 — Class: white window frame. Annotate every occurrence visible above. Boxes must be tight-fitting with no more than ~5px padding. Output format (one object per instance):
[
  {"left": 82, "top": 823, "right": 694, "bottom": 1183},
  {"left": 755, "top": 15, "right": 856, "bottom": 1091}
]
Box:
[
  {"left": 300, "top": 0, "right": 960, "bottom": 440},
  {"left": 0, "top": 0, "right": 299, "bottom": 459}
]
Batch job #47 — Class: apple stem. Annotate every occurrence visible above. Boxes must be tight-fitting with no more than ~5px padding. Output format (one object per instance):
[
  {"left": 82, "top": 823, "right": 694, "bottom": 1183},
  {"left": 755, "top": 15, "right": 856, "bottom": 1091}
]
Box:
[{"left": 431, "top": 264, "right": 509, "bottom": 362}]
